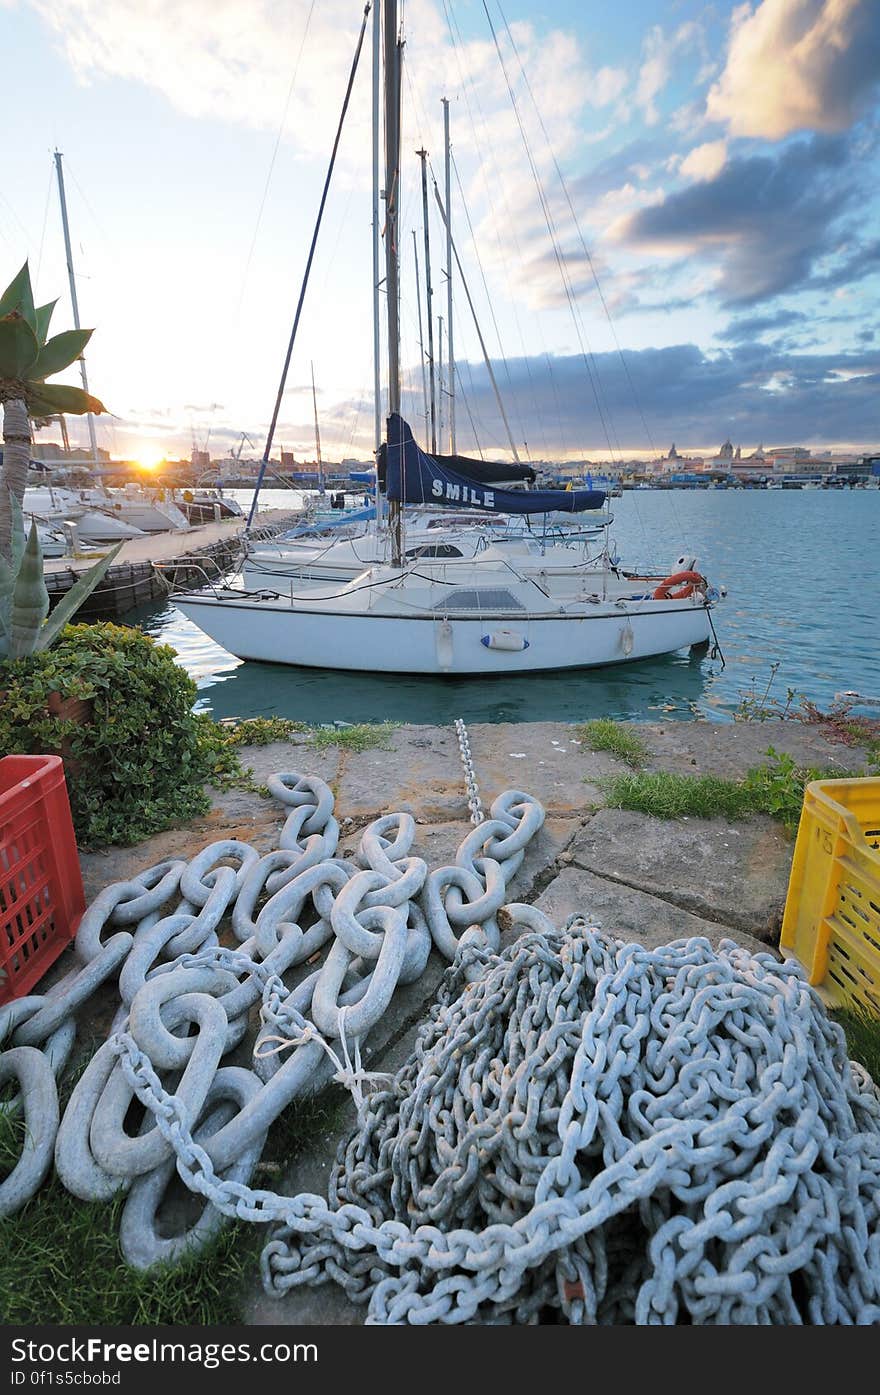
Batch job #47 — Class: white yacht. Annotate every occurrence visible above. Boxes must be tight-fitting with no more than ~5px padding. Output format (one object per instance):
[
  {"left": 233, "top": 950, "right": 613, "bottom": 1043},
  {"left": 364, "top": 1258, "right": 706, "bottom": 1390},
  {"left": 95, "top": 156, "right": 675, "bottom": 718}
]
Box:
[
  {"left": 175, "top": 0, "right": 725, "bottom": 678},
  {"left": 177, "top": 416, "right": 721, "bottom": 675},
  {"left": 23, "top": 482, "right": 190, "bottom": 546}
]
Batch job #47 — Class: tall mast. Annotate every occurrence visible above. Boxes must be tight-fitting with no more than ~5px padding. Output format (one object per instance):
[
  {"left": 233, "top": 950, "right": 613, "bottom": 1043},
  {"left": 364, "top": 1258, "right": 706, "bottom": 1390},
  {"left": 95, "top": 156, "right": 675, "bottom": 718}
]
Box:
[
  {"left": 53, "top": 150, "right": 99, "bottom": 465},
  {"left": 433, "top": 181, "right": 521, "bottom": 463},
  {"left": 442, "top": 97, "right": 455, "bottom": 453},
  {"left": 384, "top": 0, "right": 403, "bottom": 563},
  {"left": 371, "top": 0, "right": 382, "bottom": 524},
  {"left": 412, "top": 229, "right": 430, "bottom": 447},
  {"left": 437, "top": 315, "right": 444, "bottom": 453},
  {"left": 310, "top": 360, "right": 324, "bottom": 495},
  {"left": 416, "top": 148, "right": 437, "bottom": 454}
]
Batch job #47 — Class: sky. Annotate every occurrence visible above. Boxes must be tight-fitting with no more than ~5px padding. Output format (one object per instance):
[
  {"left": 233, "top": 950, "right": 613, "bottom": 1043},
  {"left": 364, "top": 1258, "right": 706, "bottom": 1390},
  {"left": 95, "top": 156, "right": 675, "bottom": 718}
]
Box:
[{"left": 2, "top": 0, "right": 879, "bottom": 463}]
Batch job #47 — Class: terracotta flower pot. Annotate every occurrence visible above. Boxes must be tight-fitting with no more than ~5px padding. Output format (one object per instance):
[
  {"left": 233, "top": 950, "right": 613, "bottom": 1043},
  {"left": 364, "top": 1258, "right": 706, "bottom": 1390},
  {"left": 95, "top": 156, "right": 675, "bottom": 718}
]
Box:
[
  {"left": 46, "top": 692, "right": 93, "bottom": 725},
  {"left": 46, "top": 691, "right": 94, "bottom": 772}
]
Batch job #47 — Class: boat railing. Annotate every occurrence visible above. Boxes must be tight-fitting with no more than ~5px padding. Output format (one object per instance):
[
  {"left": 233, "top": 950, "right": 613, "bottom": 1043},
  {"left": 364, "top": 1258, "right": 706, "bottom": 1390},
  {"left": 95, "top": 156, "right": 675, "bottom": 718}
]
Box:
[{"left": 158, "top": 556, "right": 252, "bottom": 597}]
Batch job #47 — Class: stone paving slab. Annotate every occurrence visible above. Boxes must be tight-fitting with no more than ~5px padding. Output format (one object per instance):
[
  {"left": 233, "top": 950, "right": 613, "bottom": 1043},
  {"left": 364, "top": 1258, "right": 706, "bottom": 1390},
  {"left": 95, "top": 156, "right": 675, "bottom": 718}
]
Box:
[
  {"left": 635, "top": 719, "right": 868, "bottom": 780},
  {"left": 333, "top": 723, "right": 613, "bottom": 821},
  {"left": 463, "top": 722, "right": 617, "bottom": 816},
  {"left": 534, "top": 865, "right": 768, "bottom": 955},
  {"left": 333, "top": 726, "right": 467, "bottom": 821},
  {"left": 568, "top": 807, "right": 792, "bottom": 938},
  {"left": 229, "top": 740, "right": 342, "bottom": 788}
]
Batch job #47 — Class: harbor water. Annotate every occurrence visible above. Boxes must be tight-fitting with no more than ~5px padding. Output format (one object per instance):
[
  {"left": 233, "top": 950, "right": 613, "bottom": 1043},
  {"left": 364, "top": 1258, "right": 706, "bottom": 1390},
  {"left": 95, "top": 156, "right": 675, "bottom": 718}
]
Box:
[{"left": 138, "top": 487, "right": 880, "bottom": 725}]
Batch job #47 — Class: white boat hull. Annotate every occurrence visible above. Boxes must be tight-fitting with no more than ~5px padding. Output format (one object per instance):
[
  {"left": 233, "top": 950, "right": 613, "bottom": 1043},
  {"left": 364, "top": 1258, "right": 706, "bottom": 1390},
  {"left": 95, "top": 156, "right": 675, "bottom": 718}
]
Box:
[{"left": 175, "top": 594, "right": 712, "bottom": 675}]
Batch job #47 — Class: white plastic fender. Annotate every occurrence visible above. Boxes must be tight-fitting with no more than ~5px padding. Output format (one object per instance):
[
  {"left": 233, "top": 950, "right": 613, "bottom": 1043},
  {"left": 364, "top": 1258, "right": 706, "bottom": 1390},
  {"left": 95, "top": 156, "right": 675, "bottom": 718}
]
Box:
[
  {"left": 481, "top": 629, "right": 530, "bottom": 652},
  {"left": 435, "top": 619, "right": 454, "bottom": 670}
]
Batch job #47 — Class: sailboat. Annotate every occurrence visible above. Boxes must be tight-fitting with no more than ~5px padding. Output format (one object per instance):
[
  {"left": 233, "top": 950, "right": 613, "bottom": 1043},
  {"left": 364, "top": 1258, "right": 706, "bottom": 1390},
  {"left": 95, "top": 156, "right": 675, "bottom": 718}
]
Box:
[{"left": 175, "top": 0, "right": 723, "bottom": 676}]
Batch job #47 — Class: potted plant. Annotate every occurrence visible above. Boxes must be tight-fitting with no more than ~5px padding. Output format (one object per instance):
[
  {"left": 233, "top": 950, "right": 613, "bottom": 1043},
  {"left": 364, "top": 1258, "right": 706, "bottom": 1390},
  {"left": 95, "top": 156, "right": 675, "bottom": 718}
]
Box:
[{"left": 0, "top": 261, "right": 121, "bottom": 663}]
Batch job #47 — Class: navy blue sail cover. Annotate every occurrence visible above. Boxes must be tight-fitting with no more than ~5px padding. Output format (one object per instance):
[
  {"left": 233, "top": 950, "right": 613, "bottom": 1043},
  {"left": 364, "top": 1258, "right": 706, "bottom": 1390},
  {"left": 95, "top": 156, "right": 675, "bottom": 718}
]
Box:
[{"left": 384, "top": 414, "right": 606, "bottom": 514}]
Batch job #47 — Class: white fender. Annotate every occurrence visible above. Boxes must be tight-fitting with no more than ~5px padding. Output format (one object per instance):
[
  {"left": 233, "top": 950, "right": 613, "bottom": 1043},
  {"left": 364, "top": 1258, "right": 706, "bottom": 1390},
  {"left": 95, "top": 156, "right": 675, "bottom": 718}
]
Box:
[{"left": 481, "top": 629, "right": 530, "bottom": 652}]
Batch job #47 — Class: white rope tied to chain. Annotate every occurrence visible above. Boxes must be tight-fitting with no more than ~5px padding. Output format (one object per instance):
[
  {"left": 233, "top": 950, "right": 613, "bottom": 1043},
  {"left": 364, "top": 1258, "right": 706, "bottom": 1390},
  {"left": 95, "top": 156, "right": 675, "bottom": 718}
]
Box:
[{"left": 255, "top": 1006, "right": 393, "bottom": 1123}]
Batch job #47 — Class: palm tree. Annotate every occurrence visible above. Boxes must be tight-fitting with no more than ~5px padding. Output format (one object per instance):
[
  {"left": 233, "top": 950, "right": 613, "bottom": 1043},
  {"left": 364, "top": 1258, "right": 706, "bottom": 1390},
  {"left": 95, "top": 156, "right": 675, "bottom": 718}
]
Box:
[{"left": 0, "top": 261, "right": 105, "bottom": 564}]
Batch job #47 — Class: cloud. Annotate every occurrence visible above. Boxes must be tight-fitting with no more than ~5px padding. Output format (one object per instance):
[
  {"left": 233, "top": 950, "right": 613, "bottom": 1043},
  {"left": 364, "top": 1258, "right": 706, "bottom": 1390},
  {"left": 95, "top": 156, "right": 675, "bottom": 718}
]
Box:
[
  {"left": 718, "top": 309, "right": 807, "bottom": 340},
  {"left": 679, "top": 139, "right": 728, "bottom": 181},
  {"left": 707, "top": 0, "right": 880, "bottom": 139},
  {"left": 636, "top": 21, "right": 703, "bottom": 126},
  {"left": 808, "top": 237, "right": 880, "bottom": 290},
  {"left": 109, "top": 339, "right": 880, "bottom": 457},
  {"left": 614, "top": 134, "right": 864, "bottom": 304},
  {"left": 588, "top": 66, "right": 628, "bottom": 108},
  {"left": 31, "top": 0, "right": 610, "bottom": 185},
  {"left": 432, "top": 341, "right": 880, "bottom": 453}
]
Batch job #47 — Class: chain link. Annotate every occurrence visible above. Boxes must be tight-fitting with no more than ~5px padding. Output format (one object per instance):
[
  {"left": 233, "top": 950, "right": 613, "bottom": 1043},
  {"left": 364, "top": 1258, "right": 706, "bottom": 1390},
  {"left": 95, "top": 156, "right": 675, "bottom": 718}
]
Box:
[{"left": 455, "top": 717, "right": 484, "bottom": 826}]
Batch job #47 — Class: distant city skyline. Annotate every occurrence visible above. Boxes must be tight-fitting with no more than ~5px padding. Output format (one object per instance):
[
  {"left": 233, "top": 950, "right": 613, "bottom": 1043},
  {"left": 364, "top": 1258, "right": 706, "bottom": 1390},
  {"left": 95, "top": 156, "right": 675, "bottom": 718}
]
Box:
[{"left": 4, "top": 0, "right": 879, "bottom": 463}]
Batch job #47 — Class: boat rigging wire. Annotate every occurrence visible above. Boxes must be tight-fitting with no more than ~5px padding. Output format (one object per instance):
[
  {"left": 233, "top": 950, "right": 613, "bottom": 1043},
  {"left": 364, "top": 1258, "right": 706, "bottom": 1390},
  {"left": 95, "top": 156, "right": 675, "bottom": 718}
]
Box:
[
  {"left": 492, "top": 1, "right": 659, "bottom": 462},
  {"left": 431, "top": 181, "right": 521, "bottom": 465},
  {"left": 439, "top": 0, "right": 556, "bottom": 460},
  {"left": 234, "top": 0, "right": 318, "bottom": 327},
  {"left": 444, "top": 151, "right": 531, "bottom": 461},
  {"left": 479, "top": 0, "right": 623, "bottom": 468},
  {"left": 246, "top": 3, "right": 372, "bottom": 532}
]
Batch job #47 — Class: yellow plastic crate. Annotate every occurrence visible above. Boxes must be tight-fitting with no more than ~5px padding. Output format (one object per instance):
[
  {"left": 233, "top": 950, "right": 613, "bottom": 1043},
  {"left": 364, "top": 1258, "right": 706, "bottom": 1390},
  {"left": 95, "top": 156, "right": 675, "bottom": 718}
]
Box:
[{"left": 781, "top": 777, "right": 880, "bottom": 1014}]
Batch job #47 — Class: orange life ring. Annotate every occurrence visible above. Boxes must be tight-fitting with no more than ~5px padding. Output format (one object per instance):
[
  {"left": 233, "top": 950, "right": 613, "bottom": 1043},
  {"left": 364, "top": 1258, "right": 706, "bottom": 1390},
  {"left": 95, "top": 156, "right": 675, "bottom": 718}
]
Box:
[{"left": 652, "top": 569, "right": 704, "bottom": 600}]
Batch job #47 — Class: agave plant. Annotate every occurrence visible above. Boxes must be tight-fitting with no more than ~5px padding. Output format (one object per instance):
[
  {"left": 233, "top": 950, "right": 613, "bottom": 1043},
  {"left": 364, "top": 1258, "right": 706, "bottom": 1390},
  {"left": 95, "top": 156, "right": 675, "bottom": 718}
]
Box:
[
  {"left": 0, "top": 493, "right": 121, "bottom": 660},
  {"left": 0, "top": 260, "right": 106, "bottom": 564}
]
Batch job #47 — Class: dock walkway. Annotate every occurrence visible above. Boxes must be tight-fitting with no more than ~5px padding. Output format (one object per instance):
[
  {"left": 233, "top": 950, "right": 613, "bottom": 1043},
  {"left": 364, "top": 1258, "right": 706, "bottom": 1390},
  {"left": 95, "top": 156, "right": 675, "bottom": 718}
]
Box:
[{"left": 42, "top": 507, "right": 302, "bottom": 617}]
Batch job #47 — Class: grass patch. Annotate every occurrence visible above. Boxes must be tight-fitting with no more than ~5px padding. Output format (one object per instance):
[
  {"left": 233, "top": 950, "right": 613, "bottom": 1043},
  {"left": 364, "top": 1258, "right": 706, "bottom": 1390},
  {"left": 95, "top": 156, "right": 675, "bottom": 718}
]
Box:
[
  {"left": 0, "top": 1182, "right": 250, "bottom": 1325},
  {"left": 0, "top": 1062, "right": 350, "bottom": 1324},
  {"left": 599, "top": 746, "right": 861, "bottom": 832},
  {"left": 578, "top": 719, "right": 649, "bottom": 769},
  {"left": 601, "top": 770, "right": 752, "bottom": 820},
  {"left": 307, "top": 722, "right": 397, "bottom": 753},
  {"left": 834, "top": 1007, "right": 880, "bottom": 1085},
  {"left": 217, "top": 716, "right": 309, "bottom": 746},
  {"left": 199, "top": 718, "right": 399, "bottom": 797}
]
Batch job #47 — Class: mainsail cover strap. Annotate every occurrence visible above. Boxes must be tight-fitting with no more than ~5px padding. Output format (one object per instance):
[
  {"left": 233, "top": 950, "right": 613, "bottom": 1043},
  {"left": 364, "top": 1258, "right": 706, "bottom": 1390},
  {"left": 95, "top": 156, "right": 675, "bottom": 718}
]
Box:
[{"left": 384, "top": 415, "right": 606, "bottom": 514}]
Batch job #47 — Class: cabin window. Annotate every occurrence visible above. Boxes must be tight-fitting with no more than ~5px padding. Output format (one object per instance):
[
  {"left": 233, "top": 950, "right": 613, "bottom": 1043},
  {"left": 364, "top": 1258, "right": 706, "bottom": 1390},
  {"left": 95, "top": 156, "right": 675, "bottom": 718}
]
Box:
[{"left": 407, "top": 544, "right": 464, "bottom": 558}]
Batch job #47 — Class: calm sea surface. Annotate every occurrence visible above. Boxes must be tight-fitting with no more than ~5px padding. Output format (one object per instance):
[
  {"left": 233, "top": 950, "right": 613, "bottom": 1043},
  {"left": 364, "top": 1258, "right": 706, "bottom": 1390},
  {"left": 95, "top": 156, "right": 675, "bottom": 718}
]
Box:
[{"left": 136, "top": 487, "right": 880, "bottom": 725}]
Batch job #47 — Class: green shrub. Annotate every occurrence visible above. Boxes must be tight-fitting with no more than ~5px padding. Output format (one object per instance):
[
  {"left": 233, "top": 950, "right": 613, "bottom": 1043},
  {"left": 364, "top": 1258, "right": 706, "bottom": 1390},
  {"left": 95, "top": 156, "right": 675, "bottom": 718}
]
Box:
[{"left": 0, "top": 622, "right": 238, "bottom": 847}]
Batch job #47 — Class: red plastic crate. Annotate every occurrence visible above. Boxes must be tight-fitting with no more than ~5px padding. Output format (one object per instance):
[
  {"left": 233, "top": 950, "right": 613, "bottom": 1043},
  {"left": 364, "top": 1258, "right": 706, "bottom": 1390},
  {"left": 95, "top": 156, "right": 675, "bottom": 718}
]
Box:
[{"left": 0, "top": 754, "right": 85, "bottom": 1005}]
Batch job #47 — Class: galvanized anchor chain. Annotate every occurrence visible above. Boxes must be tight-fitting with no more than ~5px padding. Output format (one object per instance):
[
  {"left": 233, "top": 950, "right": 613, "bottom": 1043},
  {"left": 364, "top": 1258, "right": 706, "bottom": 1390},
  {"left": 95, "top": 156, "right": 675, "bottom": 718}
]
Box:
[
  {"left": 105, "top": 917, "right": 880, "bottom": 1325},
  {"left": 0, "top": 757, "right": 544, "bottom": 1268},
  {"left": 4, "top": 748, "right": 880, "bottom": 1325},
  {"left": 455, "top": 717, "right": 484, "bottom": 826}
]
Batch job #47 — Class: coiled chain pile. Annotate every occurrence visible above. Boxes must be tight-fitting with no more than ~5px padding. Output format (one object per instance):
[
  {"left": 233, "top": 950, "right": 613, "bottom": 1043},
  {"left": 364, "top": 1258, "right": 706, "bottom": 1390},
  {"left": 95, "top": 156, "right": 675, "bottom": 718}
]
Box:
[{"left": 2, "top": 767, "right": 879, "bottom": 1324}]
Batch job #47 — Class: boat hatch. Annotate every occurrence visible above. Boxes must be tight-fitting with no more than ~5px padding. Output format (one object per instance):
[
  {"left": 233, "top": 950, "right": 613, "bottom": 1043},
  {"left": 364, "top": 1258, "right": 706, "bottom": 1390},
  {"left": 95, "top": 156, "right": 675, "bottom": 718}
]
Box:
[{"left": 436, "top": 589, "right": 525, "bottom": 612}]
